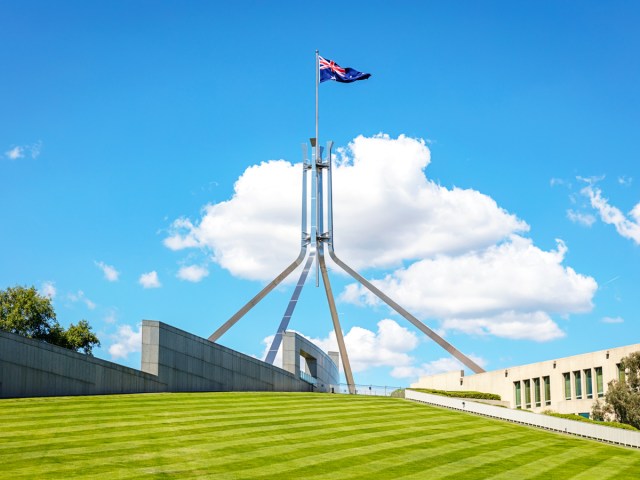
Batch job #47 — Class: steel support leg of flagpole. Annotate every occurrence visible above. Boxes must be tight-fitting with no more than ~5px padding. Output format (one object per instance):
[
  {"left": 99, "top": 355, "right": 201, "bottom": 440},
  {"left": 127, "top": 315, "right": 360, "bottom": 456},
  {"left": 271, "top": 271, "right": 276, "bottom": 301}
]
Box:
[
  {"left": 265, "top": 248, "right": 316, "bottom": 364},
  {"left": 316, "top": 139, "right": 355, "bottom": 393},
  {"left": 209, "top": 145, "right": 312, "bottom": 343},
  {"left": 208, "top": 247, "right": 308, "bottom": 342},
  {"left": 319, "top": 247, "right": 356, "bottom": 394},
  {"left": 327, "top": 246, "right": 485, "bottom": 374}
]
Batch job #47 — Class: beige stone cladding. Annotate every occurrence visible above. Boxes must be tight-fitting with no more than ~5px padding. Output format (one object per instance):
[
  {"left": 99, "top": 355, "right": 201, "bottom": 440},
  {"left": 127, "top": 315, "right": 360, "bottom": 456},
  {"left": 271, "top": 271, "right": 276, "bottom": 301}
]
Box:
[{"left": 411, "top": 343, "right": 640, "bottom": 415}]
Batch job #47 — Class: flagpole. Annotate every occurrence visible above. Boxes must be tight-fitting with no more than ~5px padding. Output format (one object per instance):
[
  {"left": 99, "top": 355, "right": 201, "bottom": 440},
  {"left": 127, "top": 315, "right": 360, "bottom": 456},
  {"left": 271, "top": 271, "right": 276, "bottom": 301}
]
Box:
[
  {"left": 315, "top": 49, "right": 320, "bottom": 287},
  {"left": 315, "top": 50, "right": 319, "bottom": 159}
]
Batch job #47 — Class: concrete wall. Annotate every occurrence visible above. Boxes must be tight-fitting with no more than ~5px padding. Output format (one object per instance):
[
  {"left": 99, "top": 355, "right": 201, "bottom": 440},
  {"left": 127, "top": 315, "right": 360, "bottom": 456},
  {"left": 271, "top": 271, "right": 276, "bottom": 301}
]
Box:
[
  {"left": 0, "top": 321, "right": 314, "bottom": 398},
  {"left": 281, "top": 331, "right": 339, "bottom": 392},
  {"left": 141, "top": 321, "right": 312, "bottom": 393},
  {"left": 406, "top": 389, "right": 640, "bottom": 449},
  {"left": 0, "top": 329, "right": 166, "bottom": 398},
  {"left": 412, "top": 343, "right": 640, "bottom": 415}
]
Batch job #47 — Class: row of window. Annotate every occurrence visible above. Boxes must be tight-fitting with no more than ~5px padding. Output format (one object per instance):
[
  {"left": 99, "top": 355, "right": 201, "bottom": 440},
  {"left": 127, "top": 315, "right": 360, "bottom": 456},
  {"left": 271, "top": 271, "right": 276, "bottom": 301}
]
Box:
[
  {"left": 514, "top": 366, "right": 609, "bottom": 408},
  {"left": 514, "top": 376, "right": 550, "bottom": 409},
  {"left": 562, "top": 367, "right": 604, "bottom": 401}
]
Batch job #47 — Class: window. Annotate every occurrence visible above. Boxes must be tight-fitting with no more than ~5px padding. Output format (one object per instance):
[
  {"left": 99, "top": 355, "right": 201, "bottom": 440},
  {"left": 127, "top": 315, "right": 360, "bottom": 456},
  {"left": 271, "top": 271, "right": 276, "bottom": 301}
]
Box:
[
  {"left": 534, "top": 377, "right": 541, "bottom": 407},
  {"left": 514, "top": 381, "right": 521, "bottom": 408},
  {"left": 574, "top": 371, "right": 582, "bottom": 399},
  {"left": 617, "top": 363, "right": 626, "bottom": 383},
  {"left": 524, "top": 379, "right": 531, "bottom": 408},
  {"left": 543, "top": 376, "right": 551, "bottom": 406},
  {"left": 563, "top": 372, "right": 571, "bottom": 400},
  {"left": 595, "top": 367, "right": 604, "bottom": 397},
  {"left": 584, "top": 369, "right": 593, "bottom": 399}
]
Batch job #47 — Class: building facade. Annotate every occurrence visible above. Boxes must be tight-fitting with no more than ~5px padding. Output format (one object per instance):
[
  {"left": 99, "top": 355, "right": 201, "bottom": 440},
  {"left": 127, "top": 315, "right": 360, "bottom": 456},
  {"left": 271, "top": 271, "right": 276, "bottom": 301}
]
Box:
[{"left": 412, "top": 343, "right": 640, "bottom": 416}]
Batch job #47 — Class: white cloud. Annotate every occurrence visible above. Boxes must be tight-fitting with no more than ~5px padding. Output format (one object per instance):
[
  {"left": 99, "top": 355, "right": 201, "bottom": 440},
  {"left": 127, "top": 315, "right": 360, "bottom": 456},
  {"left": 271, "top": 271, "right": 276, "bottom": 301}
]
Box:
[
  {"left": 165, "top": 133, "right": 597, "bottom": 345},
  {"left": 441, "top": 312, "right": 565, "bottom": 341},
  {"left": 177, "top": 265, "right": 209, "bottom": 282},
  {"left": 399, "top": 356, "right": 486, "bottom": 380},
  {"left": 95, "top": 261, "right": 120, "bottom": 282},
  {"left": 566, "top": 209, "right": 596, "bottom": 227},
  {"left": 40, "top": 281, "right": 56, "bottom": 299},
  {"left": 262, "top": 321, "right": 486, "bottom": 383},
  {"left": 602, "top": 316, "right": 624, "bottom": 324},
  {"left": 139, "top": 271, "right": 161, "bottom": 288},
  {"left": 340, "top": 236, "right": 596, "bottom": 342},
  {"left": 5, "top": 146, "right": 24, "bottom": 160},
  {"left": 67, "top": 290, "right": 96, "bottom": 310},
  {"left": 263, "top": 319, "right": 422, "bottom": 376},
  {"left": 4, "top": 141, "right": 41, "bottom": 160},
  {"left": 109, "top": 324, "right": 142, "bottom": 359},
  {"left": 582, "top": 185, "right": 640, "bottom": 245},
  {"left": 164, "top": 134, "right": 528, "bottom": 281}
]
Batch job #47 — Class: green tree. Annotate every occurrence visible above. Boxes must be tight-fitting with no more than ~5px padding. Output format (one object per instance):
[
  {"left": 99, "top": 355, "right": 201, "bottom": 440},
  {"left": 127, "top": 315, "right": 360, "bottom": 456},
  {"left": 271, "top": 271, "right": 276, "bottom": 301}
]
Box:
[
  {"left": 63, "top": 319, "right": 101, "bottom": 354},
  {"left": 0, "top": 285, "right": 100, "bottom": 355},
  {"left": 599, "top": 352, "right": 640, "bottom": 429}
]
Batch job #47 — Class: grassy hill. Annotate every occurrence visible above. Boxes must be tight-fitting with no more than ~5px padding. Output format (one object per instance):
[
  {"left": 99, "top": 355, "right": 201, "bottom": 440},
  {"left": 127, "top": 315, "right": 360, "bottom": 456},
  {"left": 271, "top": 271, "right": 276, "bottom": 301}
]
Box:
[{"left": 1, "top": 392, "right": 640, "bottom": 479}]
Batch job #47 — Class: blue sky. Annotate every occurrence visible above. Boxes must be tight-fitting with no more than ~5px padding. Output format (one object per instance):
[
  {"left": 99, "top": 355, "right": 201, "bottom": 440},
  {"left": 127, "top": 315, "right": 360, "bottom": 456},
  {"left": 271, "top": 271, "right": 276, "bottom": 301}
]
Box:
[{"left": 2, "top": 1, "right": 639, "bottom": 388}]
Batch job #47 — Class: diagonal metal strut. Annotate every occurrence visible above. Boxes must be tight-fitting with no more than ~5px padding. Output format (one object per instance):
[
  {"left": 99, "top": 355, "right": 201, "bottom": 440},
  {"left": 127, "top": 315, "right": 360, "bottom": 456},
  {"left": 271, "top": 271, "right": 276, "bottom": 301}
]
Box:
[{"left": 265, "top": 248, "right": 316, "bottom": 364}]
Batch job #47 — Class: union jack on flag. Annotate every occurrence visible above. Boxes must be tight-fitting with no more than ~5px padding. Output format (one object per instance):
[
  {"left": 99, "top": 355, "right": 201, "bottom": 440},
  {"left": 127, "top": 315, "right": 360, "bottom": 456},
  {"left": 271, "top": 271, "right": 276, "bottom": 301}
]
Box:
[{"left": 319, "top": 56, "right": 371, "bottom": 83}]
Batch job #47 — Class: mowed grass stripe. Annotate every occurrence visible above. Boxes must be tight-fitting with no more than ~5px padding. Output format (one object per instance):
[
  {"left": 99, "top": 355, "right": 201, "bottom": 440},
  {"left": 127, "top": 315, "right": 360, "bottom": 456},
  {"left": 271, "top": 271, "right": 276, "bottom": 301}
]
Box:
[
  {"left": 571, "top": 454, "right": 640, "bottom": 480},
  {"left": 4, "top": 410, "right": 498, "bottom": 476},
  {"left": 0, "top": 400, "right": 466, "bottom": 452},
  {"left": 244, "top": 430, "right": 539, "bottom": 480},
  {"left": 0, "top": 395, "right": 420, "bottom": 434},
  {"left": 346, "top": 436, "right": 557, "bottom": 480},
  {"left": 519, "top": 444, "right": 640, "bottom": 480},
  {"left": 1, "top": 408, "right": 470, "bottom": 467},
  {"left": 391, "top": 437, "right": 563, "bottom": 480},
  {"left": 0, "top": 391, "right": 398, "bottom": 416},
  {"left": 2, "top": 392, "right": 640, "bottom": 479},
  {"left": 69, "top": 425, "right": 513, "bottom": 480}
]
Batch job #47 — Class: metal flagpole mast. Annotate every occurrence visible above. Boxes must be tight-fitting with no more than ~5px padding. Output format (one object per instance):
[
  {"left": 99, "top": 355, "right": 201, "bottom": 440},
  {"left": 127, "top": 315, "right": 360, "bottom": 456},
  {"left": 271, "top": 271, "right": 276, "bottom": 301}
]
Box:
[{"left": 314, "top": 50, "right": 320, "bottom": 287}]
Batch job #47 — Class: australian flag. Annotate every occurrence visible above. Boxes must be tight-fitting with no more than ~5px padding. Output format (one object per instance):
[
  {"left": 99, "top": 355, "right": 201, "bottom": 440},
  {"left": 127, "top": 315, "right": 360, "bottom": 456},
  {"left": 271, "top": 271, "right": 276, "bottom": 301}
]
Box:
[{"left": 319, "top": 56, "right": 371, "bottom": 83}]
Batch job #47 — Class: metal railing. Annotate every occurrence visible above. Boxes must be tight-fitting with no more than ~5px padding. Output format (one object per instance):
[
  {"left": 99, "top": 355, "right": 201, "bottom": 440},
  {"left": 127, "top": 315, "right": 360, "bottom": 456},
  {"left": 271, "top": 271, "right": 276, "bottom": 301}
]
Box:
[
  {"left": 334, "top": 383, "right": 403, "bottom": 397},
  {"left": 299, "top": 370, "right": 317, "bottom": 386}
]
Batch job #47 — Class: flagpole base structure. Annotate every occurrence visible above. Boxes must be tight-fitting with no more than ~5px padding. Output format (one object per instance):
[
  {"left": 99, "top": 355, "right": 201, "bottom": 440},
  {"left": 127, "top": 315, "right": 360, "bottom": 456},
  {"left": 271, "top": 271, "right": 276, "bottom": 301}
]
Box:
[
  {"left": 209, "top": 135, "right": 484, "bottom": 393},
  {"left": 210, "top": 53, "right": 481, "bottom": 388}
]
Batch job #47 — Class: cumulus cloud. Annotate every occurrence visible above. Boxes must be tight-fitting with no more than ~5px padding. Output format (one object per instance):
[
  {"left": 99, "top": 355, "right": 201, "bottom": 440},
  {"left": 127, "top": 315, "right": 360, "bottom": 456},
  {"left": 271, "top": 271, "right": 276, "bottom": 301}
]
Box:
[
  {"left": 164, "top": 134, "right": 528, "bottom": 280},
  {"left": 177, "top": 265, "right": 209, "bottom": 282},
  {"left": 67, "top": 290, "right": 96, "bottom": 310},
  {"left": 340, "top": 236, "right": 596, "bottom": 342},
  {"left": 4, "top": 141, "right": 41, "bottom": 160},
  {"left": 139, "top": 271, "right": 161, "bottom": 288},
  {"left": 581, "top": 184, "right": 640, "bottom": 245},
  {"left": 109, "top": 324, "right": 142, "bottom": 359},
  {"left": 95, "top": 261, "right": 119, "bottom": 282},
  {"left": 166, "top": 133, "right": 597, "bottom": 344},
  {"left": 399, "top": 356, "right": 486, "bottom": 380},
  {"left": 566, "top": 209, "right": 596, "bottom": 227},
  {"left": 263, "top": 319, "right": 441, "bottom": 379},
  {"left": 40, "top": 281, "right": 56, "bottom": 299}
]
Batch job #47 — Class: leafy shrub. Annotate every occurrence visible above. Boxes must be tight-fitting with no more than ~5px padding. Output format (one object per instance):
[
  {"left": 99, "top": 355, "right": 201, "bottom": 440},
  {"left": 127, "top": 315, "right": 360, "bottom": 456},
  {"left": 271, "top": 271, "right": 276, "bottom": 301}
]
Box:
[
  {"left": 541, "top": 410, "right": 638, "bottom": 431},
  {"left": 410, "top": 388, "right": 501, "bottom": 401}
]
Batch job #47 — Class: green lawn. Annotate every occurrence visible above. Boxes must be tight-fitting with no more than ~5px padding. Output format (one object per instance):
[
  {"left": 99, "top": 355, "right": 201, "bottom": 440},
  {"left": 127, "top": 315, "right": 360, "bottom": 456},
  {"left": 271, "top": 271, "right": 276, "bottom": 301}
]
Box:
[{"left": 1, "top": 392, "right": 639, "bottom": 479}]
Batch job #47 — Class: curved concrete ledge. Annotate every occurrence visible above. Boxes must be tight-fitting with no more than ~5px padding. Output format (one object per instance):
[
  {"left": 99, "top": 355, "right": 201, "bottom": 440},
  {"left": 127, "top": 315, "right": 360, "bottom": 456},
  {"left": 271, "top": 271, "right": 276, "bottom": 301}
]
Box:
[{"left": 406, "top": 389, "right": 640, "bottom": 449}]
